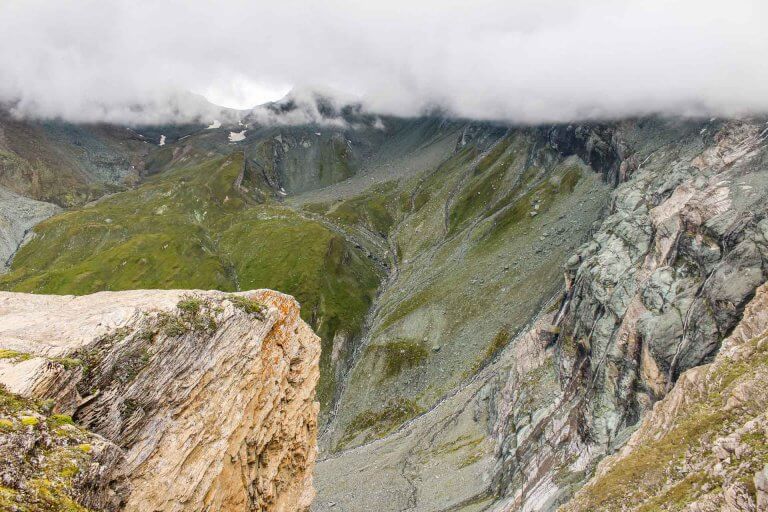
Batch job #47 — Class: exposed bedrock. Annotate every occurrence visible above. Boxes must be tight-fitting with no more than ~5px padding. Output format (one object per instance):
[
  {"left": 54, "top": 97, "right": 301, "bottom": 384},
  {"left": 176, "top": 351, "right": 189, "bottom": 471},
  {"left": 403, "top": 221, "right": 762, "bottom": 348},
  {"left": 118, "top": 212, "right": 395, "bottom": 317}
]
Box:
[
  {"left": 315, "top": 119, "right": 768, "bottom": 511},
  {"left": 563, "top": 281, "right": 768, "bottom": 511},
  {"left": 0, "top": 289, "right": 320, "bottom": 512},
  {"left": 491, "top": 119, "right": 768, "bottom": 510}
]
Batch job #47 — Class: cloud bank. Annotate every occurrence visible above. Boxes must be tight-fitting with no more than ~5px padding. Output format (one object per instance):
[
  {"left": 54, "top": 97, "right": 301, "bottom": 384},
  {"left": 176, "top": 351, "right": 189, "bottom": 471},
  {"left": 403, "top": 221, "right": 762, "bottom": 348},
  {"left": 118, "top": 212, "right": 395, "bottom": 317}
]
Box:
[{"left": 0, "top": 0, "right": 766, "bottom": 124}]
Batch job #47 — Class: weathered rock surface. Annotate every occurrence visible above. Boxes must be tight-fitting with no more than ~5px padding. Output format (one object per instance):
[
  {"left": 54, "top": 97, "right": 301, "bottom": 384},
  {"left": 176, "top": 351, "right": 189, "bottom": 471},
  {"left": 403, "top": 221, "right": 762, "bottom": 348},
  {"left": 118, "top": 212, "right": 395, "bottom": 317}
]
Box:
[
  {"left": 0, "top": 186, "right": 59, "bottom": 271},
  {"left": 0, "top": 386, "right": 128, "bottom": 512},
  {"left": 488, "top": 118, "right": 768, "bottom": 510},
  {"left": 0, "top": 289, "right": 320, "bottom": 512},
  {"left": 562, "top": 282, "right": 768, "bottom": 511},
  {"left": 315, "top": 118, "right": 768, "bottom": 510}
]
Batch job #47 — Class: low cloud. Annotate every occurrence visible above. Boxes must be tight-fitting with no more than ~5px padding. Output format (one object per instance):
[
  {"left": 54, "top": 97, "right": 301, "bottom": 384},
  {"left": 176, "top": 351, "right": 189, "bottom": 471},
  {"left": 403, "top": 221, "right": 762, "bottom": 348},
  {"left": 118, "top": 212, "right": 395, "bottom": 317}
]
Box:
[{"left": 1, "top": 0, "right": 766, "bottom": 125}]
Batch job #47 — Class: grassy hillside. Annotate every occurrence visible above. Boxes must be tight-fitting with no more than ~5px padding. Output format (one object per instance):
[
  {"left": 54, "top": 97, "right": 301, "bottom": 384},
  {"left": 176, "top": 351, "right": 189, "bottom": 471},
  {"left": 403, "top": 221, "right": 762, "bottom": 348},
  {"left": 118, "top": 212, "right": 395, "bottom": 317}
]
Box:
[
  {"left": 0, "top": 118, "right": 615, "bottom": 445},
  {"left": 0, "top": 152, "right": 381, "bottom": 408}
]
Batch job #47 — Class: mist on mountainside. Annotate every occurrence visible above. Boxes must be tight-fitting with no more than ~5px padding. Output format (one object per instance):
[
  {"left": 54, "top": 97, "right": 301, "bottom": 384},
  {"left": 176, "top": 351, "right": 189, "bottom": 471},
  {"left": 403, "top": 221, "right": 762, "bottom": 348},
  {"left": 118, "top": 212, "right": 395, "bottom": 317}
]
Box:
[
  {"left": 0, "top": 0, "right": 766, "bottom": 124},
  {"left": 2, "top": 2, "right": 768, "bottom": 511}
]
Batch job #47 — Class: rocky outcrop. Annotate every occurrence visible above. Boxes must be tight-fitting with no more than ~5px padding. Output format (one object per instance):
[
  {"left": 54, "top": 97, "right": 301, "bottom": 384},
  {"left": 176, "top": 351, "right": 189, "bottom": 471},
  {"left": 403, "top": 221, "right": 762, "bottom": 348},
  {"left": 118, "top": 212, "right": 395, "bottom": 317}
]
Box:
[
  {"left": 0, "top": 289, "right": 320, "bottom": 512},
  {"left": 314, "top": 118, "right": 768, "bottom": 511},
  {"left": 562, "top": 282, "right": 768, "bottom": 511},
  {"left": 489, "top": 118, "right": 768, "bottom": 510},
  {"left": 0, "top": 385, "right": 128, "bottom": 512},
  {"left": 544, "top": 124, "right": 622, "bottom": 184},
  {"left": 0, "top": 185, "right": 59, "bottom": 271}
]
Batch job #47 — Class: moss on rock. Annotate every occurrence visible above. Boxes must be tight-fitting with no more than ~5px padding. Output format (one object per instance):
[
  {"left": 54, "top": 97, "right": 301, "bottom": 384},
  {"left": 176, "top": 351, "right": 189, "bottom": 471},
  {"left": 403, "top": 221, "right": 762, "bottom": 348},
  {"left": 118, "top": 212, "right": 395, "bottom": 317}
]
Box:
[{"left": 369, "top": 339, "right": 430, "bottom": 379}]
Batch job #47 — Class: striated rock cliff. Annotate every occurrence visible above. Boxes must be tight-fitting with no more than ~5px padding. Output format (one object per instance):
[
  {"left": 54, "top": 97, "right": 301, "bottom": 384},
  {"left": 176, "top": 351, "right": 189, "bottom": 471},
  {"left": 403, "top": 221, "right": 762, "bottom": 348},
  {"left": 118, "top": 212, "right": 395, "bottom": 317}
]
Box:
[
  {"left": 562, "top": 282, "right": 768, "bottom": 511},
  {"left": 478, "top": 118, "right": 768, "bottom": 510},
  {"left": 0, "top": 289, "right": 320, "bottom": 512}
]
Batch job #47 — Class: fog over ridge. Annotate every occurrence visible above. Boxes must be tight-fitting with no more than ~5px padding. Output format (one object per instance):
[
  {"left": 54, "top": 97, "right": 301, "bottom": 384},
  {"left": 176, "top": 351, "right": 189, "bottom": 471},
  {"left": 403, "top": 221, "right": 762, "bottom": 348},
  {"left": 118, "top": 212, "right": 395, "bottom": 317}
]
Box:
[{"left": 0, "top": 0, "right": 766, "bottom": 125}]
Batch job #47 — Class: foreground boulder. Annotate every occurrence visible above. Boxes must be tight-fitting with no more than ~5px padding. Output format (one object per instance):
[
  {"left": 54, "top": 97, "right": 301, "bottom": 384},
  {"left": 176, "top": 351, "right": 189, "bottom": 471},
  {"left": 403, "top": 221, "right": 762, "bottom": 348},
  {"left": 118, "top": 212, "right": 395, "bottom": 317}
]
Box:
[{"left": 0, "top": 289, "right": 320, "bottom": 512}]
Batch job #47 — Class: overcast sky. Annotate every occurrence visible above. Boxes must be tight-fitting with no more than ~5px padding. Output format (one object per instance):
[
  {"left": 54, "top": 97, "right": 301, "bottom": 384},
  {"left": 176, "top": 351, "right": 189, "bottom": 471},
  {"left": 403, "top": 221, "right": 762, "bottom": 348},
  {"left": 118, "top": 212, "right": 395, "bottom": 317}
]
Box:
[{"left": 0, "top": 0, "right": 766, "bottom": 124}]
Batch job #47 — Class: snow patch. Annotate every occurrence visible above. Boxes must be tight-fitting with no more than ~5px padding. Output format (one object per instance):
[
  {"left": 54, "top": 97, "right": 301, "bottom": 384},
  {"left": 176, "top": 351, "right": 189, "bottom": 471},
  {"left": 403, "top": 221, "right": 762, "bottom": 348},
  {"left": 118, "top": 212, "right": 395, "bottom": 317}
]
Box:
[
  {"left": 207, "top": 120, "right": 221, "bottom": 129},
  {"left": 159, "top": 135, "right": 166, "bottom": 146},
  {"left": 229, "top": 130, "right": 247, "bottom": 142}
]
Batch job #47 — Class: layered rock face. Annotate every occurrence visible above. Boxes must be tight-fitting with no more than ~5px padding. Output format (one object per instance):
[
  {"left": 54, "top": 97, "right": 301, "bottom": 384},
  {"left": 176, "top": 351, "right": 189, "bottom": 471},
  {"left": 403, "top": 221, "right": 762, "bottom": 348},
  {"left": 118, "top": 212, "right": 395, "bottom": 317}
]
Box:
[
  {"left": 489, "top": 119, "right": 768, "bottom": 510},
  {"left": 0, "top": 289, "right": 320, "bottom": 512},
  {"left": 563, "top": 282, "right": 768, "bottom": 511}
]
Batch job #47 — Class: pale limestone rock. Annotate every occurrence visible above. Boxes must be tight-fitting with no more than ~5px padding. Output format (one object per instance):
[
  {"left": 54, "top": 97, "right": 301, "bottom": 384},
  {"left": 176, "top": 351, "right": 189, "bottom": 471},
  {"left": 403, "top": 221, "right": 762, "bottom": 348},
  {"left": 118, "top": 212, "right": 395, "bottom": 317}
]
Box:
[
  {"left": 723, "top": 483, "right": 755, "bottom": 512},
  {"left": 755, "top": 464, "right": 768, "bottom": 510},
  {"left": 0, "top": 289, "right": 320, "bottom": 512}
]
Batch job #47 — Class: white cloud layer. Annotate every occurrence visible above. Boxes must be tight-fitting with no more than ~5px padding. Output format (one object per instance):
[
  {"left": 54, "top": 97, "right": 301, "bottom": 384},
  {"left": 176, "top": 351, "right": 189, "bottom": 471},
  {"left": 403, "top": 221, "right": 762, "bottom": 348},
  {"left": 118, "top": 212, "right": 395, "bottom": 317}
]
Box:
[{"left": 0, "top": 0, "right": 766, "bottom": 124}]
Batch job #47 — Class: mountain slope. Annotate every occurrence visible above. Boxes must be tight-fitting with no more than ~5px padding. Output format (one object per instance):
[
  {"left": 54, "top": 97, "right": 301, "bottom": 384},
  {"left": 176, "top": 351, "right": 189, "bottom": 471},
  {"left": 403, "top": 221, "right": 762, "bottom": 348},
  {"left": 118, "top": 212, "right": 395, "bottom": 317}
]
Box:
[
  {"left": 0, "top": 111, "right": 147, "bottom": 206},
  {"left": 2, "top": 106, "right": 768, "bottom": 511},
  {"left": 0, "top": 152, "right": 379, "bottom": 410},
  {"left": 306, "top": 128, "right": 613, "bottom": 450},
  {"left": 563, "top": 281, "right": 768, "bottom": 511},
  {"left": 314, "top": 118, "right": 768, "bottom": 511}
]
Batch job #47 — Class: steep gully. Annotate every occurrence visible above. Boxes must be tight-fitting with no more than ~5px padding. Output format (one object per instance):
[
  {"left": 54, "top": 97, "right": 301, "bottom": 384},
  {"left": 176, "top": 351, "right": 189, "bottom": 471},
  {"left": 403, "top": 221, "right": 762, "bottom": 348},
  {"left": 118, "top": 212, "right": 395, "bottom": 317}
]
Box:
[
  {"left": 313, "top": 118, "right": 768, "bottom": 510},
  {"left": 317, "top": 121, "right": 624, "bottom": 441}
]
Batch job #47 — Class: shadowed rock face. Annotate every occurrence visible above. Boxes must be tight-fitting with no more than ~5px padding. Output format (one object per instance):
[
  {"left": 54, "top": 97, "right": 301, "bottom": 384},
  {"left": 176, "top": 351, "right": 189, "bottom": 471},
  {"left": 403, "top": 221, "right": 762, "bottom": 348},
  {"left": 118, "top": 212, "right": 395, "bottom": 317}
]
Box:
[
  {"left": 0, "top": 289, "right": 320, "bottom": 512},
  {"left": 0, "top": 186, "right": 59, "bottom": 271},
  {"left": 562, "top": 282, "right": 768, "bottom": 511}
]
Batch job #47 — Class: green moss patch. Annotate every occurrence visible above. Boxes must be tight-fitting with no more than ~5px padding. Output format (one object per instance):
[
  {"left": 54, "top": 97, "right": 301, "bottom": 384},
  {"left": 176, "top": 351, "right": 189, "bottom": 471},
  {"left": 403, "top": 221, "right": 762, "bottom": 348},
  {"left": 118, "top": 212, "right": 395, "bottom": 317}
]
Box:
[
  {"left": 47, "top": 358, "right": 84, "bottom": 370},
  {"left": 47, "top": 415, "right": 74, "bottom": 429},
  {"left": 228, "top": 295, "right": 267, "bottom": 319},
  {"left": 0, "top": 349, "right": 32, "bottom": 362},
  {"left": 369, "top": 339, "right": 430, "bottom": 378},
  {"left": 339, "top": 397, "right": 425, "bottom": 449},
  {"left": 20, "top": 416, "right": 39, "bottom": 427}
]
